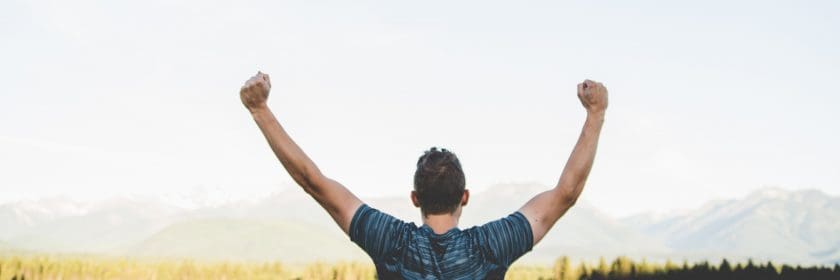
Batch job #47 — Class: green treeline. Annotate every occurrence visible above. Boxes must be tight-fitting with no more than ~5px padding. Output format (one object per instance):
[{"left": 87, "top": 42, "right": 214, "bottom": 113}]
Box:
[{"left": 528, "top": 256, "right": 840, "bottom": 280}]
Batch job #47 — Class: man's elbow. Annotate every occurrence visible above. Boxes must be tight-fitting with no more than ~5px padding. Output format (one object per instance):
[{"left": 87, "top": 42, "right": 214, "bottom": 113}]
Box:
[
  {"left": 556, "top": 186, "right": 580, "bottom": 208},
  {"left": 564, "top": 195, "right": 578, "bottom": 208},
  {"left": 292, "top": 168, "right": 324, "bottom": 193}
]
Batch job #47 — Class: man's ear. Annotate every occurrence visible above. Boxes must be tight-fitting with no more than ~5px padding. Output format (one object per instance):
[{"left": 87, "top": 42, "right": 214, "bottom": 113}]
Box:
[
  {"left": 411, "top": 191, "right": 421, "bottom": 208},
  {"left": 461, "top": 189, "right": 470, "bottom": 206}
]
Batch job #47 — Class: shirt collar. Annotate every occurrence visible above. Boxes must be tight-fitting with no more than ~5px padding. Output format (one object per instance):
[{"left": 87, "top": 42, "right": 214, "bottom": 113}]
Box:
[{"left": 420, "top": 224, "right": 461, "bottom": 238}]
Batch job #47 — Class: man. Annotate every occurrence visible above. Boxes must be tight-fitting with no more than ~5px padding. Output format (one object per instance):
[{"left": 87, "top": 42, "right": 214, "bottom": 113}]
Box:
[{"left": 240, "top": 71, "right": 608, "bottom": 279}]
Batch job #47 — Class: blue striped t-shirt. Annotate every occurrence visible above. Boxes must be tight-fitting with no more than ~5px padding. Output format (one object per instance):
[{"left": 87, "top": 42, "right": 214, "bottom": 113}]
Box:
[{"left": 349, "top": 204, "right": 533, "bottom": 279}]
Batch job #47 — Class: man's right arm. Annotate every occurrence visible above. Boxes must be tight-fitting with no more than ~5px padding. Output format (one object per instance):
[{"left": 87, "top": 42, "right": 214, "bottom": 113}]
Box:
[
  {"left": 518, "top": 80, "right": 608, "bottom": 245},
  {"left": 240, "top": 72, "right": 362, "bottom": 235}
]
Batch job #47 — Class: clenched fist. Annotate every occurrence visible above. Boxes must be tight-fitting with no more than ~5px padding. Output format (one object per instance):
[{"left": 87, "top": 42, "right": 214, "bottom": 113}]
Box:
[
  {"left": 240, "top": 71, "right": 271, "bottom": 112},
  {"left": 577, "top": 79, "right": 608, "bottom": 115}
]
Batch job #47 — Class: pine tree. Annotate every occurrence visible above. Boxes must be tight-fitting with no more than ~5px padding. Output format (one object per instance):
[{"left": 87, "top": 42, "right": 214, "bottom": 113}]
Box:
[
  {"left": 779, "top": 264, "right": 795, "bottom": 280},
  {"left": 764, "top": 261, "right": 779, "bottom": 280},
  {"left": 718, "top": 258, "right": 733, "bottom": 280},
  {"left": 637, "top": 258, "right": 654, "bottom": 277},
  {"left": 554, "top": 256, "right": 573, "bottom": 280},
  {"left": 609, "top": 256, "right": 633, "bottom": 279},
  {"left": 590, "top": 257, "right": 608, "bottom": 280},
  {"left": 693, "top": 260, "right": 711, "bottom": 279},
  {"left": 719, "top": 259, "right": 732, "bottom": 272},
  {"left": 578, "top": 263, "right": 590, "bottom": 280}
]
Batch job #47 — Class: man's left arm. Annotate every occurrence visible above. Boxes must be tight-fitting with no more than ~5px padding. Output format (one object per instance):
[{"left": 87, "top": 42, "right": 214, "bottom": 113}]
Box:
[{"left": 240, "top": 71, "right": 363, "bottom": 234}]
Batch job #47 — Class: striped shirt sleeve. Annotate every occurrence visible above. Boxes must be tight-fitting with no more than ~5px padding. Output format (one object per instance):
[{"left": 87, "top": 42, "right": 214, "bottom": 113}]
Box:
[
  {"left": 349, "top": 204, "right": 409, "bottom": 261},
  {"left": 478, "top": 211, "right": 534, "bottom": 266}
]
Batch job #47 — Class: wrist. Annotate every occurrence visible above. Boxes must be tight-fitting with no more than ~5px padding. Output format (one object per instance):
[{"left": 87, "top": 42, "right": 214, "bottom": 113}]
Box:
[
  {"left": 586, "top": 110, "right": 606, "bottom": 122},
  {"left": 248, "top": 103, "right": 270, "bottom": 116}
]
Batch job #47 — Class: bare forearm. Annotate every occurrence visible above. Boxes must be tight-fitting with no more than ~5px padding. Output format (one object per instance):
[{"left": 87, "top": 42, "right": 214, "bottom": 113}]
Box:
[
  {"left": 250, "top": 106, "right": 322, "bottom": 189},
  {"left": 518, "top": 79, "right": 607, "bottom": 245},
  {"left": 240, "top": 72, "right": 362, "bottom": 234},
  {"left": 554, "top": 112, "right": 604, "bottom": 204}
]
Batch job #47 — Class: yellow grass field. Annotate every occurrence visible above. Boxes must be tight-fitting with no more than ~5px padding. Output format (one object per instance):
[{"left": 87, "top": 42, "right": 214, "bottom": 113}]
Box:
[
  {"left": 2, "top": 255, "right": 837, "bottom": 279},
  {"left": 0, "top": 256, "right": 556, "bottom": 280}
]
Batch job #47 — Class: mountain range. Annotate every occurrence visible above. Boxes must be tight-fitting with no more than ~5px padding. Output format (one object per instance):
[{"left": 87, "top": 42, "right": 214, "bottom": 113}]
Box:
[{"left": 1, "top": 185, "right": 838, "bottom": 265}]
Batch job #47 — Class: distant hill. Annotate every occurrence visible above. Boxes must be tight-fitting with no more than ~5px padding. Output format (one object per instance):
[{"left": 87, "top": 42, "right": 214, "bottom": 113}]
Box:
[
  {"left": 621, "top": 188, "right": 840, "bottom": 264},
  {"left": 4, "top": 197, "right": 183, "bottom": 254},
  {"left": 0, "top": 240, "right": 11, "bottom": 251},
  {"left": 0, "top": 197, "right": 93, "bottom": 240},
  {"left": 129, "top": 218, "right": 366, "bottom": 263},
  {"left": 456, "top": 183, "right": 671, "bottom": 262},
  {"left": 1, "top": 185, "right": 838, "bottom": 265}
]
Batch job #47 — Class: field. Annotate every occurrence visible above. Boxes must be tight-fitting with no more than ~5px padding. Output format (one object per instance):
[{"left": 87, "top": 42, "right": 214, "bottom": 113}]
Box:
[{"left": 1, "top": 255, "right": 838, "bottom": 279}]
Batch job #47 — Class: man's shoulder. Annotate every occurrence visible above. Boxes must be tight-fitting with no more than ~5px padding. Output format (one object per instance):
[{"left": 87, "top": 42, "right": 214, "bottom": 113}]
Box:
[
  {"left": 468, "top": 212, "right": 531, "bottom": 231},
  {"left": 351, "top": 204, "right": 419, "bottom": 234},
  {"left": 462, "top": 212, "right": 534, "bottom": 250}
]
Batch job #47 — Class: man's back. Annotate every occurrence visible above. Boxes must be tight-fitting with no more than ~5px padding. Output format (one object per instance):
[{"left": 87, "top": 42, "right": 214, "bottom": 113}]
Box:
[{"left": 350, "top": 204, "right": 533, "bottom": 279}]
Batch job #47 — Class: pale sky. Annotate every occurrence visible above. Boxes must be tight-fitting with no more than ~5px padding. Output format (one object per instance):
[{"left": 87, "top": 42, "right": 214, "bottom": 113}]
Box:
[{"left": 1, "top": 0, "right": 838, "bottom": 217}]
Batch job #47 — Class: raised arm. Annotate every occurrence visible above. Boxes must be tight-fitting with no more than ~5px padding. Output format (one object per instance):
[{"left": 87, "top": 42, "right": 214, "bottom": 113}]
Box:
[
  {"left": 519, "top": 79, "right": 608, "bottom": 245},
  {"left": 240, "top": 71, "right": 362, "bottom": 234}
]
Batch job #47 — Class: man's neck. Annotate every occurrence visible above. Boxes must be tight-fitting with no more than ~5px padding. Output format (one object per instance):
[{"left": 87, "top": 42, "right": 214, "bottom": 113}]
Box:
[{"left": 422, "top": 212, "right": 460, "bottom": 234}]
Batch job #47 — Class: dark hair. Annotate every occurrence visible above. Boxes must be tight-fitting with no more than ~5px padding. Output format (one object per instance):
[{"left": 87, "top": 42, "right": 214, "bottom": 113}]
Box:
[{"left": 414, "top": 147, "right": 466, "bottom": 215}]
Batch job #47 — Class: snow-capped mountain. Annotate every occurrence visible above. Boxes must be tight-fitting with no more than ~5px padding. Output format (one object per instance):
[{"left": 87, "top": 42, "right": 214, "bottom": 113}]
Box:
[{"left": 621, "top": 187, "right": 840, "bottom": 264}]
